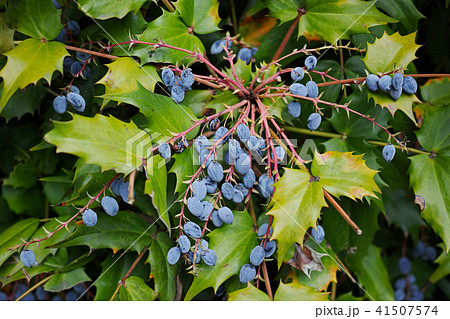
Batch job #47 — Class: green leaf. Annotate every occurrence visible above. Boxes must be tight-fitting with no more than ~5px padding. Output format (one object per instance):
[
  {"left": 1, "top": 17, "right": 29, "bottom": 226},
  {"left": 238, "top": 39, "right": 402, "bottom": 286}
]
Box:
[
  {"left": 147, "top": 232, "right": 177, "bottom": 301},
  {"left": 227, "top": 283, "right": 271, "bottom": 301},
  {"left": 415, "top": 105, "right": 450, "bottom": 156},
  {"left": 0, "top": 13, "right": 14, "bottom": 54},
  {"left": 420, "top": 77, "right": 450, "bottom": 106},
  {"left": 0, "top": 38, "right": 68, "bottom": 110},
  {"left": 267, "top": 168, "right": 327, "bottom": 268},
  {"left": 44, "top": 268, "right": 91, "bottom": 292},
  {"left": 429, "top": 244, "right": 450, "bottom": 284},
  {"left": 97, "top": 57, "right": 160, "bottom": 107},
  {"left": 185, "top": 211, "right": 258, "bottom": 300},
  {"left": 135, "top": 11, "right": 205, "bottom": 65},
  {"left": 274, "top": 281, "right": 329, "bottom": 301},
  {"left": 4, "top": 161, "right": 38, "bottom": 190},
  {"left": 177, "top": 0, "right": 221, "bottom": 34},
  {"left": 6, "top": 0, "right": 62, "bottom": 40},
  {"left": 119, "top": 276, "right": 158, "bottom": 301},
  {"left": 77, "top": 0, "right": 147, "bottom": 20},
  {"left": 1, "top": 185, "right": 46, "bottom": 215},
  {"left": 144, "top": 156, "right": 170, "bottom": 234},
  {"left": 0, "top": 218, "right": 39, "bottom": 267},
  {"left": 55, "top": 212, "right": 154, "bottom": 254},
  {"left": 348, "top": 244, "right": 394, "bottom": 300},
  {"left": 312, "top": 151, "right": 380, "bottom": 201},
  {"left": 45, "top": 113, "right": 150, "bottom": 176},
  {"left": 375, "top": 0, "right": 425, "bottom": 34},
  {"left": 409, "top": 155, "right": 450, "bottom": 252},
  {"left": 297, "top": 0, "right": 396, "bottom": 44},
  {"left": 0, "top": 83, "right": 46, "bottom": 122},
  {"left": 103, "top": 85, "right": 199, "bottom": 140},
  {"left": 169, "top": 147, "right": 196, "bottom": 195},
  {"left": 263, "top": 0, "right": 303, "bottom": 25},
  {"left": 362, "top": 31, "right": 421, "bottom": 74}
]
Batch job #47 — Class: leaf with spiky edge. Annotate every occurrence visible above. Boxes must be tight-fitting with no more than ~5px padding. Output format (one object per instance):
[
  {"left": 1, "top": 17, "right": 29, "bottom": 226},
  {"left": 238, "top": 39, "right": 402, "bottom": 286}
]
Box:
[
  {"left": 176, "top": 0, "right": 221, "bottom": 34},
  {"left": 274, "top": 281, "right": 329, "bottom": 301},
  {"left": 227, "top": 283, "right": 271, "bottom": 301},
  {"left": 429, "top": 244, "right": 450, "bottom": 284},
  {"left": 119, "top": 276, "right": 158, "bottom": 301},
  {"left": 368, "top": 91, "right": 420, "bottom": 125}
]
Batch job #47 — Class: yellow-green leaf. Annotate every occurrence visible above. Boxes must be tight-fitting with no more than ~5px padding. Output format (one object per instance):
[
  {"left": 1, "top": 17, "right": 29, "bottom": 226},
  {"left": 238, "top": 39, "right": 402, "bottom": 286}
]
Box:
[
  {"left": 227, "top": 283, "right": 271, "bottom": 301},
  {"left": 274, "top": 281, "right": 329, "bottom": 301},
  {"left": 77, "top": 0, "right": 147, "bottom": 20},
  {"left": 0, "top": 38, "right": 68, "bottom": 110},
  {"left": 0, "top": 13, "right": 14, "bottom": 54},
  {"left": 177, "top": 0, "right": 221, "bottom": 34},
  {"left": 119, "top": 276, "right": 158, "bottom": 301},
  {"left": 368, "top": 90, "right": 420, "bottom": 124}
]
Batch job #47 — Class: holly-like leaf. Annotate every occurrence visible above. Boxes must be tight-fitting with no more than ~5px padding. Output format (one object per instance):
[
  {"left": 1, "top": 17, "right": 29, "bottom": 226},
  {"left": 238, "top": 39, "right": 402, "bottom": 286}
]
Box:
[
  {"left": 291, "top": 0, "right": 396, "bottom": 43},
  {"left": 102, "top": 85, "right": 199, "bottom": 141},
  {"left": 375, "top": 0, "right": 425, "bottom": 34},
  {"left": 367, "top": 89, "right": 420, "bottom": 124},
  {"left": 147, "top": 232, "right": 177, "bottom": 301},
  {"left": 362, "top": 32, "right": 421, "bottom": 74},
  {"left": 0, "top": 38, "right": 68, "bottom": 110},
  {"left": 4, "top": 161, "right": 39, "bottom": 190},
  {"left": 0, "top": 83, "right": 46, "bottom": 122},
  {"left": 119, "top": 276, "right": 158, "bottom": 301},
  {"left": 6, "top": 0, "right": 62, "bottom": 40},
  {"left": 144, "top": 155, "right": 170, "bottom": 234},
  {"left": 274, "top": 281, "right": 329, "bottom": 301},
  {"left": 185, "top": 212, "right": 258, "bottom": 300},
  {"left": 97, "top": 57, "right": 161, "bottom": 107},
  {"left": 420, "top": 77, "right": 450, "bottom": 106},
  {"left": 415, "top": 105, "right": 450, "bottom": 156},
  {"left": 77, "top": 0, "right": 147, "bottom": 20},
  {"left": 44, "top": 268, "right": 91, "bottom": 292},
  {"left": 227, "top": 283, "right": 271, "bottom": 301},
  {"left": 263, "top": 0, "right": 302, "bottom": 25},
  {"left": 45, "top": 113, "right": 150, "bottom": 176},
  {"left": 54, "top": 212, "right": 154, "bottom": 254},
  {"left": 134, "top": 11, "right": 205, "bottom": 65},
  {"left": 429, "top": 244, "right": 450, "bottom": 284},
  {"left": 0, "top": 218, "right": 39, "bottom": 268},
  {"left": 176, "top": 0, "right": 221, "bottom": 34}
]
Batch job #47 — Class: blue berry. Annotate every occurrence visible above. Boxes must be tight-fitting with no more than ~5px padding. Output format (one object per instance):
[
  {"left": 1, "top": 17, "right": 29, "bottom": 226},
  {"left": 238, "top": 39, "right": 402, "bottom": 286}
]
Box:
[
  {"left": 111, "top": 178, "right": 124, "bottom": 196},
  {"left": 73, "top": 284, "right": 85, "bottom": 295},
  {"left": 187, "top": 197, "right": 203, "bottom": 217},
  {"left": 161, "top": 68, "right": 176, "bottom": 87},
  {"left": 235, "top": 152, "right": 251, "bottom": 175},
  {"left": 66, "top": 92, "right": 86, "bottom": 112},
  {"left": 192, "top": 180, "right": 207, "bottom": 201},
  {"left": 0, "top": 291, "right": 8, "bottom": 301},
  {"left": 207, "top": 161, "right": 224, "bottom": 183},
  {"left": 389, "top": 87, "right": 402, "bottom": 101},
  {"left": 53, "top": 96, "right": 67, "bottom": 114},
  {"left": 235, "top": 183, "right": 249, "bottom": 197},
  {"left": 243, "top": 169, "right": 256, "bottom": 188},
  {"left": 101, "top": 196, "right": 119, "bottom": 216},
  {"left": 224, "top": 151, "right": 234, "bottom": 166},
  {"left": 199, "top": 149, "right": 212, "bottom": 168},
  {"left": 239, "top": 264, "right": 256, "bottom": 283},
  {"left": 287, "top": 101, "right": 301, "bottom": 118},
  {"left": 258, "top": 174, "right": 274, "bottom": 198},
  {"left": 35, "top": 286, "right": 46, "bottom": 301},
  {"left": 306, "top": 81, "right": 319, "bottom": 98},
  {"left": 55, "top": 28, "right": 67, "bottom": 42},
  {"left": 378, "top": 75, "right": 392, "bottom": 92},
  {"left": 209, "top": 118, "right": 220, "bottom": 131},
  {"left": 247, "top": 135, "right": 263, "bottom": 152},
  {"left": 82, "top": 209, "right": 97, "bottom": 227},
  {"left": 366, "top": 74, "right": 379, "bottom": 92},
  {"left": 228, "top": 139, "right": 241, "bottom": 160},
  {"left": 76, "top": 51, "right": 90, "bottom": 62},
  {"left": 236, "top": 123, "right": 250, "bottom": 143},
  {"left": 221, "top": 182, "right": 234, "bottom": 200},
  {"left": 203, "top": 177, "right": 217, "bottom": 194},
  {"left": 81, "top": 66, "right": 91, "bottom": 80},
  {"left": 218, "top": 207, "right": 233, "bottom": 224},
  {"left": 258, "top": 223, "right": 273, "bottom": 237},
  {"left": 63, "top": 57, "right": 75, "bottom": 72},
  {"left": 52, "top": 0, "right": 63, "bottom": 9},
  {"left": 402, "top": 76, "right": 417, "bottom": 94},
  {"left": 392, "top": 73, "right": 403, "bottom": 90},
  {"left": 119, "top": 181, "right": 131, "bottom": 202},
  {"left": 69, "top": 85, "right": 80, "bottom": 94},
  {"left": 21, "top": 293, "right": 35, "bottom": 301},
  {"left": 67, "top": 21, "right": 80, "bottom": 36},
  {"left": 199, "top": 201, "right": 214, "bottom": 221},
  {"left": 70, "top": 61, "right": 82, "bottom": 76},
  {"left": 398, "top": 257, "right": 411, "bottom": 274},
  {"left": 187, "top": 251, "right": 201, "bottom": 264},
  {"left": 289, "top": 83, "right": 307, "bottom": 96},
  {"left": 424, "top": 246, "right": 437, "bottom": 261},
  {"left": 66, "top": 290, "right": 78, "bottom": 301},
  {"left": 176, "top": 136, "right": 188, "bottom": 153},
  {"left": 274, "top": 145, "right": 286, "bottom": 163},
  {"left": 304, "top": 55, "right": 317, "bottom": 70},
  {"left": 232, "top": 188, "right": 244, "bottom": 203},
  {"left": 171, "top": 85, "right": 185, "bottom": 104},
  {"left": 14, "top": 283, "right": 27, "bottom": 299},
  {"left": 237, "top": 48, "right": 253, "bottom": 64},
  {"left": 307, "top": 113, "right": 321, "bottom": 131},
  {"left": 394, "top": 289, "right": 405, "bottom": 301},
  {"left": 250, "top": 245, "right": 265, "bottom": 266},
  {"left": 178, "top": 235, "right": 190, "bottom": 254},
  {"left": 311, "top": 225, "right": 325, "bottom": 244},
  {"left": 409, "top": 285, "right": 424, "bottom": 301},
  {"left": 184, "top": 221, "right": 202, "bottom": 238},
  {"left": 158, "top": 143, "right": 171, "bottom": 159},
  {"left": 214, "top": 126, "right": 229, "bottom": 144},
  {"left": 202, "top": 249, "right": 217, "bottom": 266},
  {"left": 51, "top": 295, "right": 62, "bottom": 301},
  {"left": 395, "top": 278, "right": 406, "bottom": 290},
  {"left": 291, "top": 67, "right": 304, "bottom": 81},
  {"left": 406, "top": 274, "right": 416, "bottom": 284},
  {"left": 180, "top": 69, "right": 195, "bottom": 89},
  {"left": 194, "top": 136, "right": 209, "bottom": 153},
  {"left": 167, "top": 247, "right": 181, "bottom": 265},
  {"left": 20, "top": 249, "right": 37, "bottom": 268},
  {"left": 264, "top": 241, "right": 277, "bottom": 257},
  {"left": 211, "top": 210, "right": 223, "bottom": 227},
  {"left": 413, "top": 240, "right": 426, "bottom": 257},
  {"left": 382, "top": 144, "right": 396, "bottom": 163},
  {"left": 210, "top": 39, "right": 226, "bottom": 55}
]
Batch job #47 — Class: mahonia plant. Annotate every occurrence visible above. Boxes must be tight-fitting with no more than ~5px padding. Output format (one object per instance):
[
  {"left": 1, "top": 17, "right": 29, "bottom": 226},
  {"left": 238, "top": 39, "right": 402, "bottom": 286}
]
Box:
[{"left": 0, "top": 0, "right": 448, "bottom": 302}]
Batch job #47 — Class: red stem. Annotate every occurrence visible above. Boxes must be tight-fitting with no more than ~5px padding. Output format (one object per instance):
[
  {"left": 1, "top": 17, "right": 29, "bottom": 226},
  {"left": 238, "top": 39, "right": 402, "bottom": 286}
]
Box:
[{"left": 272, "top": 10, "right": 304, "bottom": 62}]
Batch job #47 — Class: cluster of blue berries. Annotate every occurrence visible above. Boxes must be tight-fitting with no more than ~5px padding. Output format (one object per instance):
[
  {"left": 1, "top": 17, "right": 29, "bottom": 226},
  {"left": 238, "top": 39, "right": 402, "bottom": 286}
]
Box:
[
  {"left": 287, "top": 55, "right": 322, "bottom": 132},
  {"left": 412, "top": 240, "right": 437, "bottom": 261},
  {"left": 394, "top": 257, "right": 423, "bottom": 301},
  {"left": 167, "top": 236, "right": 217, "bottom": 267},
  {"left": 210, "top": 39, "right": 258, "bottom": 64},
  {"left": 0, "top": 280, "right": 87, "bottom": 301},
  {"left": 64, "top": 51, "right": 92, "bottom": 79},
  {"left": 161, "top": 68, "right": 195, "bottom": 104},
  {"left": 366, "top": 73, "right": 417, "bottom": 101},
  {"left": 52, "top": 85, "right": 86, "bottom": 114},
  {"left": 239, "top": 223, "right": 277, "bottom": 283}
]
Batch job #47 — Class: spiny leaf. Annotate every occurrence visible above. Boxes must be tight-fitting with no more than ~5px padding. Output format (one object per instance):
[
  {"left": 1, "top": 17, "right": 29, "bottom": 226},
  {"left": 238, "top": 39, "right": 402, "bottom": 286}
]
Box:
[
  {"left": 415, "top": 105, "right": 450, "bottom": 156},
  {"left": 420, "top": 77, "right": 450, "bottom": 106},
  {"left": 367, "top": 90, "right": 420, "bottom": 124},
  {"left": 429, "top": 244, "right": 450, "bottom": 284},
  {"left": 77, "top": 0, "right": 147, "bottom": 20},
  {"left": 185, "top": 212, "right": 258, "bottom": 300},
  {"left": 274, "top": 281, "right": 329, "bottom": 301},
  {"left": 176, "top": 0, "right": 221, "bottom": 34},
  {"left": 44, "top": 268, "right": 91, "bottom": 292},
  {"left": 362, "top": 31, "right": 421, "bottom": 74},
  {"left": 45, "top": 113, "right": 150, "bottom": 176},
  {"left": 227, "top": 283, "right": 271, "bottom": 301},
  {"left": 119, "top": 276, "right": 158, "bottom": 301},
  {"left": 0, "top": 38, "right": 68, "bottom": 110}
]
